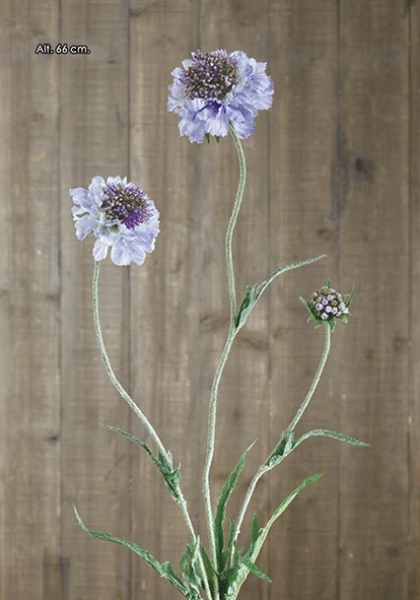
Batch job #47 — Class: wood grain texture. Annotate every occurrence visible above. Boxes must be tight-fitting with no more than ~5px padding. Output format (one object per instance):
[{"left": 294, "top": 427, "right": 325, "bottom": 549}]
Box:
[
  {"left": 409, "top": 1, "right": 420, "bottom": 599},
  {"left": 129, "top": 2, "right": 201, "bottom": 599},
  {"left": 60, "top": 1, "right": 130, "bottom": 599},
  {"left": 267, "top": 2, "right": 340, "bottom": 599},
  {"left": 0, "top": 1, "right": 61, "bottom": 598},
  {"left": 0, "top": 0, "right": 418, "bottom": 599},
  {"left": 337, "top": 2, "right": 409, "bottom": 598}
]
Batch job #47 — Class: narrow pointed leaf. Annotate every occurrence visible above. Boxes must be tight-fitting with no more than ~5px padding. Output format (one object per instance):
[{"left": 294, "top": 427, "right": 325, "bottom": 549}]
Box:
[
  {"left": 256, "top": 255, "right": 326, "bottom": 300},
  {"left": 344, "top": 283, "right": 355, "bottom": 308},
  {"left": 224, "top": 474, "right": 322, "bottom": 599},
  {"left": 236, "top": 255, "right": 326, "bottom": 330},
  {"left": 100, "top": 423, "right": 155, "bottom": 459},
  {"left": 100, "top": 423, "right": 180, "bottom": 500},
  {"left": 214, "top": 441, "right": 256, "bottom": 570},
  {"left": 251, "top": 515, "right": 260, "bottom": 548},
  {"left": 235, "top": 285, "right": 258, "bottom": 328},
  {"left": 295, "top": 429, "right": 369, "bottom": 448},
  {"left": 242, "top": 557, "right": 272, "bottom": 583},
  {"left": 74, "top": 507, "right": 187, "bottom": 595},
  {"left": 251, "top": 473, "right": 323, "bottom": 561},
  {"left": 200, "top": 545, "right": 216, "bottom": 597}
]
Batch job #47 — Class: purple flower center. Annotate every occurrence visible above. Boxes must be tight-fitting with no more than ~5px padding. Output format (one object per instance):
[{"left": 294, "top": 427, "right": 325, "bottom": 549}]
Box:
[
  {"left": 102, "top": 182, "right": 152, "bottom": 229},
  {"left": 182, "top": 50, "right": 238, "bottom": 101}
]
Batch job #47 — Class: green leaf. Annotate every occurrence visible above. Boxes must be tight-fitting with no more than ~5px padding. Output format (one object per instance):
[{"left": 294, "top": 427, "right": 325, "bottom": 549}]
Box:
[
  {"left": 242, "top": 557, "right": 272, "bottom": 583},
  {"left": 100, "top": 422, "right": 155, "bottom": 458},
  {"left": 74, "top": 507, "right": 188, "bottom": 595},
  {"left": 199, "top": 545, "right": 216, "bottom": 597},
  {"left": 235, "top": 285, "right": 258, "bottom": 328},
  {"left": 267, "top": 430, "right": 295, "bottom": 467},
  {"left": 214, "top": 441, "right": 256, "bottom": 571},
  {"left": 224, "top": 474, "right": 322, "bottom": 599},
  {"left": 236, "top": 255, "right": 326, "bottom": 331},
  {"left": 215, "top": 135, "right": 221, "bottom": 143},
  {"left": 179, "top": 541, "right": 205, "bottom": 599},
  {"left": 251, "top": 515, "right": 260, "bottom": 549},
  {"left": 100, "top": 423, "right": 180, "bottom": 501},
  {"left": 205, "top": 132, "right": 211, "bottom": 144},
  {"left": 295, "top": 429, "right": 369, "bottom": 448},
  {"left": 256, "top": 255, "right": 326, "bottom": 300},
  {"left": 344, "top": 283, "right": 355, "bottom": 308},
  {"left": 255, "top": 473, "right": 323, "bottom": 555}
]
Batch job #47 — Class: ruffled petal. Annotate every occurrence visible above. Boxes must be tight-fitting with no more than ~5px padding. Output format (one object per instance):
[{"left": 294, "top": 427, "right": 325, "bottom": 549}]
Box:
[{"left": 92, "top": 238, "right": 110, "bottom": 261}]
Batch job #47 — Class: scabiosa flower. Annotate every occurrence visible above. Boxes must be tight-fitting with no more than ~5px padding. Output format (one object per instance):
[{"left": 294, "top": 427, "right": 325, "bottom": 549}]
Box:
[
  {"left": 300, "top": 280, "right": 354, "bottom": 331},
  {"left": 168, "top": 49, "right": 274, "bottom": 143},
  {"left": 70, "top": 176, "right": 159, "bottom": 266}
]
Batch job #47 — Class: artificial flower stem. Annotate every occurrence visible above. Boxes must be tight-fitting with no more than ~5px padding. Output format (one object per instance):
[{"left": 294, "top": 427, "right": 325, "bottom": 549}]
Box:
[
  {"left": 231, "top": 323, "right": 331, "bottom": 557},
  {"left": 92, "top": 260, "right": 169, "bottom": 459},
  {"left": 287, "top": 322, "right": 331, "bottom": 433},
  {"left": 202, "top": 327, "right": 237, "bottom": 600},
  {"left": 226, "top": 122, "right": 247, "bottom": 326},
  {"left": 92, "top": 261, "right": 212, "bottom": 599},
  {"left": 231, "top": 464, "right": 269, "bottom": 561},
  {"left": 201, "top": 125, "right": 247, "bottom": 598}
]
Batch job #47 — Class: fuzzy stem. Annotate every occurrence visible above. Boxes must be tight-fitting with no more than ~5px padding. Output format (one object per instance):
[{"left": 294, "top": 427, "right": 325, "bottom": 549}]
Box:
[
  {"left": 231, "top": 323, "right": 331, "bottom": 556},
  {"left": 92, "top": 261, "right": 211, "bottom": 600},
  {"left": 226, "top": 122, "right": 247, "bottom": 326},
  {"left": 92, "top": 260, "right": 168, "bottom": 459},
  {"left": 201, "top": 125, "right": 247, "bottom": 599},
  {"left": 287, "top": 323, "right": 331, "bottom": 432}
]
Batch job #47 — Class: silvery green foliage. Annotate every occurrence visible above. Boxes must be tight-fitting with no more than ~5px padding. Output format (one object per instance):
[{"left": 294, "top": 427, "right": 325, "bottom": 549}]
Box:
[{"left": 235, "top": 255, "right": 326, "bottom": 329}]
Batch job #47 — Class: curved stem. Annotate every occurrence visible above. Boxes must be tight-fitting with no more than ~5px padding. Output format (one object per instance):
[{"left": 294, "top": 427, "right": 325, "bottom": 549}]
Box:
[
  {"left": 226, "top": 122, "right": 247, "bottom": 326},
  {"left": 287, "top": 323, "right": 331, "bottom": 432},
  {"left": 231, "top": 323, "right": 331, "bottom": 556},
  {"left": 202, "top": 327, "right": 236, "bottom": 598},
  {"left": 92, "top": 260, "right": 168, "bottom": 459},
  {"left": 92, "top": 261, "right": 211, "bottom": 600},
  {"left": 201, "top": 125, "right": 247, "bottom": 599}
]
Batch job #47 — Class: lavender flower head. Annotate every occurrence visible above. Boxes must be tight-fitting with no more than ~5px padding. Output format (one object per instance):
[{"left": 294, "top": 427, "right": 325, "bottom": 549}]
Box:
[
  {"left": 301, "top": 281, "right": 354, "bottom": 331},
  {"left": 70, "top": 176, "right": 159, "bottom": 266},
  {"left": 168, "top": 49, "right": 274, "bottom": 143}
]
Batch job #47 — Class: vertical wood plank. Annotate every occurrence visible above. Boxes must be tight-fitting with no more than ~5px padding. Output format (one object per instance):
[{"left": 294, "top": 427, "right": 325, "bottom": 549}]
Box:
[
  {"left": 338, "top": 2, "right": 409, "bottom": 599},
  {"left": 129, "top": 2, "right": 201, "bottom": 599},
  {"left": 60, "top": 2, "right": 130, "bottom": 599},
  {"left": 268, "top": 2, "right": 340, "bottom": 599},
  {"left": 0, "top": 1, "right": 61, "bottom": 598},
  {"left": 409, "top": 0, "right": 420, "bottom": 598}
]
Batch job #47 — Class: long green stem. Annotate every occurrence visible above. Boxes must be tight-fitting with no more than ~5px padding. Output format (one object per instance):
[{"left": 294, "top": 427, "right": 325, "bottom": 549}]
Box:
[
  {"left": 202, "top": 125, "right": 247, "bottom": 599},
  {"left": 92, "top": 261, "right": 212, "bottom": 600},
  {"left": 226, "top": 122, "right": 247, "bottom": 325},
  {"left": 231, "top": 323, "right": 331, "bottom": 554},
  {"left": 92, "top": 260, "right": 168, "bottom": 459},
  {"left": 287, "top": 323, "right": 331, "bottom": 432}
]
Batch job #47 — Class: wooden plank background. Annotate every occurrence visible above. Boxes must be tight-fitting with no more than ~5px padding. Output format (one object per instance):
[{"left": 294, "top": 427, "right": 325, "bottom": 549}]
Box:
[{"left": 0, "top": 1, "right": 417, "bottom": 599}]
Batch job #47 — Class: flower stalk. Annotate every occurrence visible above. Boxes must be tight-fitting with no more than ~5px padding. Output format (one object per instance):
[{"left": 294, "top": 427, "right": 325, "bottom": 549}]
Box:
[
  {"left": 92, "top": 260, "right": 212, "bottom": 600},
  {"left": 287, "top": 323, "right": 331, "bottom": 433},
  {"left": 231, "top": 323, "right": 331, "bottom": 556},
  {"left": 201, "top": 124, "right": 247, "bottom": 599}
]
